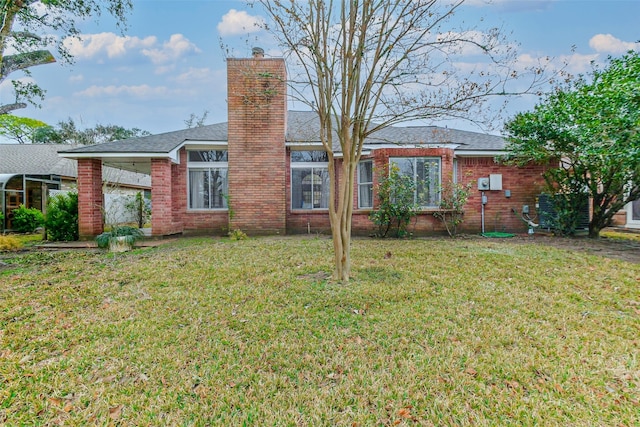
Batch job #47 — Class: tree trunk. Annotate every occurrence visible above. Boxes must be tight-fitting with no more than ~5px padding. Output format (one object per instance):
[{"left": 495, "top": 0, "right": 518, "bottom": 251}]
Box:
[{"left": 328, "top": 154, "right": 356, "bottom": 282}]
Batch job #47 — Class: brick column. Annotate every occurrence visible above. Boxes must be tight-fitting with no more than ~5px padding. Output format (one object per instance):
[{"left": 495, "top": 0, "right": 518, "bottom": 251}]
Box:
[
  {"left": 227, "top": 55, "right": 287, "bottom": 235},
  {"left": 151, "top": 158, "right": 177, "bottom": 236},
  {"left": 77, "top": 158, "right": 103, "bottom": 239}
]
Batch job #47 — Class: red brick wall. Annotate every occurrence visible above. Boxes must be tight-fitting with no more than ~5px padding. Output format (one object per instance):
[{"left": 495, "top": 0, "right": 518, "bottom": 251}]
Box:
[
  {"left": 346, "top": 151, "right": 548, "bottom": 236},
  {"left": 151, "top": 158, "right": 177, "bottom": 236},
  {"left": 77, "top": 158, "right": 103, "bottom": 239},
  {"left": 227, "top": 57, "right": 287, "bottom": 235},
  {"left": 457, "top": 157, "right": 548, "bottom": 233}
]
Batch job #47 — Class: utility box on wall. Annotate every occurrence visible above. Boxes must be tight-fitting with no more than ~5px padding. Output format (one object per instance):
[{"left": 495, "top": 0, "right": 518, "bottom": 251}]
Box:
[
  {"left": 477, "top": 177, "right": 490, "bottom": 190},
  {"left": 489, "top": 174, "right": 503, "bottom": 191}
]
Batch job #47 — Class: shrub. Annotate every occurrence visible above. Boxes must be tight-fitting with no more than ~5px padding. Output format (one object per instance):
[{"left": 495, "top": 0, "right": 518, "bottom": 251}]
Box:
[
  {"left": 0, "top": 235, "right": 22, "bottom": 251},
  {"left": 45, "top": 192, "right": 79, "bottom": 241},
  {"left": 369, "top": 164, "right": 419, "bottom": 238},
  {"left": 433, "top": 180, "right": 473, "bottom": 237},
  {"left": 96, "top": 225, "right": 144, "bottom": 249},
  {"left": 0, "top": 211, "right": 4, "bottom": 228},
  {"left": 229, "top": 229, "right": 248, "bottom": 241},
  {"left": 11, "top": 205, "right": 44, "bottom": 233}
]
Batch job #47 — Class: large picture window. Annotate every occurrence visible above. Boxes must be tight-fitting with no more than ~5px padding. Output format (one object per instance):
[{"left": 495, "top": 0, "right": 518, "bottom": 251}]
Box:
[
  {"left": 358, "top": 160, "right": 373, "bottom": 209},
  {"left": 390, "top": 157, "right": 441, "bottom": 208},
  {"left": 188, "top": 150, "right": 228, "bottom": 210},
  {"left": 291, "top": 150, "right": 329, "bottom": 210}
]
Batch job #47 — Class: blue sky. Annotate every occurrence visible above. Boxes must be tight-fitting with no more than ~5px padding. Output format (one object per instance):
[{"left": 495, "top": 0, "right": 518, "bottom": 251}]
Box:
[{"left": 2, "top": 0, "right": 638, "bottom": 137}]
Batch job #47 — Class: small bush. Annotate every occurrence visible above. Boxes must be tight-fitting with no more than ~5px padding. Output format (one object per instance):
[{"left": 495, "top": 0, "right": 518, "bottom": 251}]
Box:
[
  {"left": 433, "top": 180, "right": 473, "bottom": 237},
  {"left": 11, "top": 205, "right": 44, "bottom": 233},
  {"left": 369, "top": 164, "right": 419, "bottom": 238},
  {"left": 96, "top": 225, "right": 144, "bottom": 249},
  {"left": 0, "top": 235, "right": 22, "bottom": 251},
  {"left": 229, "top": 229, "right": 248, "bottom": 241},
  {"left": 45, "top": 192, "right": 79, "bottom": 241}
]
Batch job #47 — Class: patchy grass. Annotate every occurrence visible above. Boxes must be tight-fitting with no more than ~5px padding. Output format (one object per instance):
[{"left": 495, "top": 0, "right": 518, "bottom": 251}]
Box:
[
  {"left": 1, "top": 236, "right": 638, "bottom": 425},
  {"left": 602, "top": 229, "right": 640, "bottom": 243}
]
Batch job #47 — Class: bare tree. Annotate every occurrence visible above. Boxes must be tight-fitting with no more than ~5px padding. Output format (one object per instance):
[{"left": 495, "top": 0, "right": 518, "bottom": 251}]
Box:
[{"left": 255, "top": 0, "right": 551, "bottom": 281}]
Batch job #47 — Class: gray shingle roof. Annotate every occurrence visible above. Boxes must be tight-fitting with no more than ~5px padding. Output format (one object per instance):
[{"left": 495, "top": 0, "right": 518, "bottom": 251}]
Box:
[
  {"left": 0, "top": 144, "right": 150, "bottom": 187},
  {"left": 59, "top": 122, "right": 229, "bottom": 155},
  {"left": 59, "top": 110, "right": 505, "bottom": 156}
]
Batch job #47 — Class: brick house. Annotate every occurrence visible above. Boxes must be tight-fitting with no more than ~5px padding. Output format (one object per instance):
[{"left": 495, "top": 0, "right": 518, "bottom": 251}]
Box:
[{"left": 61, "top": 52, "right": 558, "bottom": 239}]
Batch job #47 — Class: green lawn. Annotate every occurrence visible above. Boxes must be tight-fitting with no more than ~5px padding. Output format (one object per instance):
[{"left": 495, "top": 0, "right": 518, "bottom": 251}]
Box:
[{"left": 1, "top": 236, "right": 638, "bottom": 425}]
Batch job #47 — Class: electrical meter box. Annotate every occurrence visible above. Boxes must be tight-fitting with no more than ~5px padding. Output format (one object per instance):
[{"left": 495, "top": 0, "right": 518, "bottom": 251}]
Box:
[{"left": 477, "top": 177, "right": 490, "bottom": 190}]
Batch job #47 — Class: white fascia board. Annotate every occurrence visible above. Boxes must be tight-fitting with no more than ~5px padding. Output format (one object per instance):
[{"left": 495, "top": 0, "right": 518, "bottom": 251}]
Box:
[
  {"left": 362, "top": 143, "right": 460, "bottom": 150},
  {"left": 286, "top": 141, "right": 324, "bottom": 148},
  {"left": 182, "top": 140, "right": 228, "bottom": 149},
  {"left": 454, "top": 150, "right": 506, "bottom": 157},
  {"left": 59, "top": 152, "right": 172, "bottom": 159}
]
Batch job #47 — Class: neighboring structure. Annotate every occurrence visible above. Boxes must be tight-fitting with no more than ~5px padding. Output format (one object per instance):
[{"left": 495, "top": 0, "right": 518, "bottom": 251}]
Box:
[
  {"left": 61, "top": 52, "right": 633, "bottom": 239},
  {"left": 0, "top": 144, "right": 150, "bottom": 231}
]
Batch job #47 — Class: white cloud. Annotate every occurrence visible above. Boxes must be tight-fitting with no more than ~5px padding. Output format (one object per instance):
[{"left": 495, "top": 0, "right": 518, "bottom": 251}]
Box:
[
  {"left": 63, "top": 33, "right": 157, "bottom": 60},
  {"left": 589, "top": 34, "right": 639, "bottom": 54},
  {"left": 141, "top": 34, "right": 201, "bottom": 65},
  {"left": 69, "top": 74, "right": 84, "bottom": 83},
  {"left": 217, "top": 9, "right": 263, "bottom": 36},
  {"left": 75, "top": 84, "right": 171, "bottom": 98},
  {"left": 465, "top": 0, "right": 555, "bottom": 12},
  {"left": 174, "top": 67, "right": 212, "bottom": 84}
]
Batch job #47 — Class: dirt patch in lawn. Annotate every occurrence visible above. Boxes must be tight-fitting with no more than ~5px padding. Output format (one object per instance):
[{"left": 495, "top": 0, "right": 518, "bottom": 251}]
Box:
[{"left": 502, "top": 234, "right": 640, "bottom": 264}]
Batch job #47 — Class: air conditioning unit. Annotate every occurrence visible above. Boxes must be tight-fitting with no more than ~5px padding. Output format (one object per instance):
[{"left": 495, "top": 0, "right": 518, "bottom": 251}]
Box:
[{"left": 538, "top": 194, "right": 590, "bottom": 231}]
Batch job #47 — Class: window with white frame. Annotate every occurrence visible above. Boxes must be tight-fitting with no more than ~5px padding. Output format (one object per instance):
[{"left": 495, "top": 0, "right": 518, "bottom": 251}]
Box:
[
  {"left": 291, "top": 150, "right": 330, "bottom": 210},
  {"left": 188, "top": 150, "right": 228, "bottom": 209},
  {"left": 390, "top": 157, "right": 441, "bottom": 207},
  {"left": 358, "top": 160, "right": 373, "bottom": 209}
]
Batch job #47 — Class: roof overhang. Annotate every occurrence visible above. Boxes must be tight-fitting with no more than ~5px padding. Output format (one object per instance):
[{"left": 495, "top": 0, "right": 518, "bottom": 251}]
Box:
[
  {"left": 454, "top": 150, "right": 505, "bottom": 157},
  {"left": 58, "top": 139, "right": 229, "bottom": 175}
]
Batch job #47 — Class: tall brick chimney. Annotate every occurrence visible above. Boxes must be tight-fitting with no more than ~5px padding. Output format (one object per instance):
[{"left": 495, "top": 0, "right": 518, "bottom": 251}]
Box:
[{"left": 227, "top": 49, "right": 287, "bottom": 235}]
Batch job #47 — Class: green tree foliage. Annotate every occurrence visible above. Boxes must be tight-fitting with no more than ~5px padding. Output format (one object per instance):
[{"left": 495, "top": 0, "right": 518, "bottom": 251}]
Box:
[
  {"left": 370, "top": 165, "right": 419, "bottom": 238},
  {"left": 0, "top": 0, "right": 132, "bottom": 114},
  {"left": 11, "top": 205, "right": 44, "bottom": 233},
  {"left": 504, "top": 51, "right": 640, "bottom": 238},
  {"left": 44, "top": 192, "right": 78, "bottom": 241},
  {"left": 35, "top": 118, "right": 150, "bottom": 144},
  {"left": 0, "top": 114, "right": 48, "bottom": 143}
]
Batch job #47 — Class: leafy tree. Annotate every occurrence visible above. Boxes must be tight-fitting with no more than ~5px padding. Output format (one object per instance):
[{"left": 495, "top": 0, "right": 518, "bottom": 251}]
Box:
[
  {"left": 0, "top": 114, "right": 48, "bottom": 143},
  {"left": 36, "top": 118, "right": 150, "bottom": 144},
  {"left": 0, "top": 0, "right": 132, "bottom": 114},
  {"left": 504, "top": 51, "right": 640, "bottom": 238},
  {"left": 255, "top": 0, "right": 548, "bottom": 281},
  {"left": 369, "top": 164, "right": 419, "bottom": 238}
]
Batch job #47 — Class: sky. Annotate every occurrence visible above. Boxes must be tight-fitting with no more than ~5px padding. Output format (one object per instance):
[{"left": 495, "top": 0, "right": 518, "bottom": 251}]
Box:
[{"left": 1, "top": 0, "right": 638, "bottom": 138}]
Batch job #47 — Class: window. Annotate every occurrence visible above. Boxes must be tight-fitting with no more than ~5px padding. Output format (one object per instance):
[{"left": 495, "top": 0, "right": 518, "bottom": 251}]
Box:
[
  {"left": 390, "top": 157, "right": 441, "bottom": 207},
  {"left": 291, "top": 150, "right": 329, "bottom": 209},
  {"left": 358, "top": 160, "right": 373, "bottom": 209},
  {"left": 188, "top": 150, "right": 228, "bottom": 210}
]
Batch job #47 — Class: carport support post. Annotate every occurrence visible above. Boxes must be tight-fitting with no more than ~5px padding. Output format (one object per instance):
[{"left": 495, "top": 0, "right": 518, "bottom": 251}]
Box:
[{"left": 78, "top": 158, "right": 104, "bottom": 239}]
